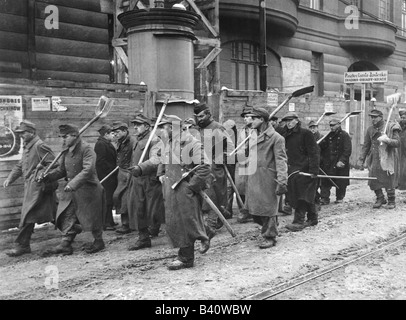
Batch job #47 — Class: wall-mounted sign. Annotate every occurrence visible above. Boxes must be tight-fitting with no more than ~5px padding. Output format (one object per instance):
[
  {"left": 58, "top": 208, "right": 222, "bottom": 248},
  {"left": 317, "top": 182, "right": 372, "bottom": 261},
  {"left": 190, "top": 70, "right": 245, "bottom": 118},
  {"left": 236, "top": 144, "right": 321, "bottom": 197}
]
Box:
[
  {"left": 267, "top": 92, "right": 278, "bottom": 107},
  {"left": 0, "top": 95, "right": 23, "bottom": 161},
  {"left": 289, "top": 103, "right": 295, "bottom": 112},
  {"left": 344, "top": 70, "right": 388, "bottom": 84},
  {"left": 32, "top": 97, "right": 51, "bottom": 111},
  {"left": 325, "top": 102, "right": 334, "bottom": 113}
]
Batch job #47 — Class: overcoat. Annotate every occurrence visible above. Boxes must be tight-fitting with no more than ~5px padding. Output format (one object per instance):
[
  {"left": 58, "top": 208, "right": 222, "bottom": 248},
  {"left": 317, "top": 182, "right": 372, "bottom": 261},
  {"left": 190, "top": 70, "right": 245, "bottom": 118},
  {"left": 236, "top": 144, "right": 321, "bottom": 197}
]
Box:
[
  {"left": 94, "top": 136, "right": 117, "bottom": 207},
  {"left": 359, "top": 121, "right": 400, "bottom": 190},
  {"left": 319, "top": 127, "right": 352, "bottom": 189},
  {"left": 158, "top": 133, "right": 211, "bottom": 248},
  {"left": 127, "top": 130, "right": 164, "bottom": 230},
  {"left": 246, "top": 124, "right": 288, "bottom": 217},
  {"left": 279, "top": 123, "right": 320, "bottom": 208},
  {"left": 399, "top": 126, "right": 406, "bottom": 190},
  {"left": 47, "top": 138, "right": 105, "bottom": 232},
  {"left": 7, "top": 136, "right": 57, "bottom": 228}
]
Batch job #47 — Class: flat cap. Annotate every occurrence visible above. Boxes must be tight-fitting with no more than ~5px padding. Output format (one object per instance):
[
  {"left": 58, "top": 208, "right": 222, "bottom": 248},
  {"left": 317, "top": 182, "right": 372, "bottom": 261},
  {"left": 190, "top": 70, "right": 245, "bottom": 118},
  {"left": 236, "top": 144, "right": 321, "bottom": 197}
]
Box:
[
  {"left": 98, "top": 124, "right": 112, "bottom": 136},
  {"left": 241, "top": 106, "right": 254, "bottom": 117},
  {"left": 130, "top": 114, "right": 151, "bottom": 125},
  {"left": 368, "top": 109, "right": 383, "bottom": 117},
  {"left": 308, "top": 120, "right": 318, "bottom": 128},
  {"left": 281, "top": 111, "right": 299, "bottom": 121},
  {"left": 244, "top": 107, "right": 269, "bottom": 120},
  {"left": 14, "top": 120, "right": 36, "bottom": 133},
  {"left": 194, "top": 103, "right": 209, "bottom": 115},
  {"left": 329, "top": 119, "right": 341, "bottom": 126},
  {"left": 59, "top": 124, "right": 79, "bottom": 136},
  {"left": 399, "top": 109, "right": 406, "bottom": 117},
  {"left": 270, "top": 116, "right": 279, "bottom": 121},
  {"left": 111, "top": 121, "right": 128, "bottom": 131},
  {"left": 158, "top": 114, "right": 182, "bottom": 126}
]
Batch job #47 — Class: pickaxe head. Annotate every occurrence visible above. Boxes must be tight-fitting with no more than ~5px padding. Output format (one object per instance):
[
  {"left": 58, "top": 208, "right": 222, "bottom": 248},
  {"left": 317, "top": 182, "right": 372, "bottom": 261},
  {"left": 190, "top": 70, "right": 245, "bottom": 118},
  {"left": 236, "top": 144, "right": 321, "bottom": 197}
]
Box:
[{"left": 291, "top": 85, "right": 315, "bottom": 98}]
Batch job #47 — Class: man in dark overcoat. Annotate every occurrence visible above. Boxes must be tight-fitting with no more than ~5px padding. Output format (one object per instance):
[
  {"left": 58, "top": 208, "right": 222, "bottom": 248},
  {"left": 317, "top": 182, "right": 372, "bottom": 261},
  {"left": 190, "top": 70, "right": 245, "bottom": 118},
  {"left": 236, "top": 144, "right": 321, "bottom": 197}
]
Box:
[
  {"left": 94, "top": 124, "right": 117, "bottom": 230},
  {"left": 111, "top": 121, "right": 135, "bottom": 234},
  {"left": 245, "top": 108, "right": 288, "bottom": 248},
  {"left": 43, "top": 124, "right": 106, "bottom": 255},
  {"left": 319, "top": 119, "right": 352, "bottom": 204},
  {"left": 279, "top": 112, "right": 320, "bottom": 231},
  {"left": 194, "top": 103, "right": 234, "bottom": 238},
  {"left": 398, "top": 110, "right": 406, "bottom": 191},
  {"left": 357, "top": 109, "right": 401, "bottom": 209},
  {"left": 157, "top": 115, "right": 211, "bottom": 270},
  {"left": 127, "top": 114, "right": 165, "bottom": 250},
  {"left": 4, "top": 121, "right": 57, "bottom": 257}
]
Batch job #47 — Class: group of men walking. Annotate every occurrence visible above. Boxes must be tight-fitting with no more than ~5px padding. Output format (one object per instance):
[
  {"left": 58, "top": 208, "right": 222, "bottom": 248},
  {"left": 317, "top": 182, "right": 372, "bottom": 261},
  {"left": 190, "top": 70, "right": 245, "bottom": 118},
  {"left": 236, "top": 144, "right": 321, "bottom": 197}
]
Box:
[{"left": 3, "top": 102, "right": 406, "bottom": 270}]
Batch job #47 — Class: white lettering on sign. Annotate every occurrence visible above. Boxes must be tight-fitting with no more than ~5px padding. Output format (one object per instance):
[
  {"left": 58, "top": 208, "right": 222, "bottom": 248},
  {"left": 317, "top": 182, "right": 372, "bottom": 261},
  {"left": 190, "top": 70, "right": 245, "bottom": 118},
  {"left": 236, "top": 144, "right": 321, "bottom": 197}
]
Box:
[{"left": 344, "top": 71, "right": 388, "bottom": 83}]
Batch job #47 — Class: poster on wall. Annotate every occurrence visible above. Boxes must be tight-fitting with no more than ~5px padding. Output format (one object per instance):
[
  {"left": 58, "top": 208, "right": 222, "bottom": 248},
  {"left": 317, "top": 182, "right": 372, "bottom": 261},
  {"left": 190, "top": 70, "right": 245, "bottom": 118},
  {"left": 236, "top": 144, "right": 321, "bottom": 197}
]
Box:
[
  {"left": 31, "top": 97, "right": 51, "bottom": 111},
  {"left": 0, "top": 95, "right": 23, "bottom": 161}
]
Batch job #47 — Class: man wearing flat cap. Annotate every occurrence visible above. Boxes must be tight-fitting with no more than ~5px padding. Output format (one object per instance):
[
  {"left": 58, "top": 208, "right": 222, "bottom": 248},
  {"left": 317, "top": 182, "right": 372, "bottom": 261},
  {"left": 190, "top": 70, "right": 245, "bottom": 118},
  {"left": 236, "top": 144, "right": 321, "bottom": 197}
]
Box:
[
  {"left": 358, "top": 109, "right": 401, "bottom": 209},
  {"left": 111, "top": 121, "right": 135, "bottom": 234},
  {"left": 194, "top": 103, "right": 235, "bottom": 238},
  {"left": 244, "top": 107, "right": 288, "bottom": 248},
  {"left": 126, "top": 114, "right": 165, "bottom": 250},
  {"left": 4, "top": 121, "right": 58, "bottom": 257},
  {"left": 398, "top": 110, "right": 406, "bottom": 191},
  {"left": 42, "top": 124, "right": 106, "bottom": 255},
  {"left": 157, "top": 115, "right": 212, "bottom": 270},
  {"left": 318, "top": 119, "right": 352, "bottom": 205},
  {"left": 308, "top": 120, "right": 322, "bottom": 141},
  {"left": 94, "top": 124, "right": 117, "bottom": 230},
  {"left": 279, "top": 111, "right": 320, "bottom": 232}
]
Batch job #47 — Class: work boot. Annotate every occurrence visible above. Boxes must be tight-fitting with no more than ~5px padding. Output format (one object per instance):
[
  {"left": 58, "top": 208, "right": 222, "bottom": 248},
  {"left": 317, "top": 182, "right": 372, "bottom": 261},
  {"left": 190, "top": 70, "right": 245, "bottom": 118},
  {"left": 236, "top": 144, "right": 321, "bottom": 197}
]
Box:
[
  {"left": 128, "top": 238, "right": 151, "bottom": 251},
  {"left": 115, "top": 225, "right": 131, "bottom": 234},
  {"left": 205, "top": 225, "right": 216, "bottom": 240},
  {"left": 199, "top": 239, "right": 210, "bottom": 254},
  {"left": 320, "top": 198, "right": 330, "bottom": 205},
  {"left": 167, "top": 259, "right": 194, "bottom": 271},
  {"left": 6, "top": 244, "right": 31, "bottom": 257},
  {"left": 237, "top": 208, "right": 252, "bottom": 223},
  {"left": 148, "top": 224, "right": 160, "bottom": 238},
  {"left": 285, "top": 209, "right": 306, "bottom": 232},
  {"left": 373, "top": 189, "right": 387, "bottom": 209},
  {"left": 258, "top": 237, "right": 276, "bottom": 249},
  {"left": 282, "top": 204, "right": 293, "bottom": 215},
  {"left": 85, "top": 239, "right": 105, "bottom": 254},
  {"left": 386, "top": 189, "right": 396, "bottom": 209},
  {"left": 44, "top": 240, "right": 73, "bottom": 256}
]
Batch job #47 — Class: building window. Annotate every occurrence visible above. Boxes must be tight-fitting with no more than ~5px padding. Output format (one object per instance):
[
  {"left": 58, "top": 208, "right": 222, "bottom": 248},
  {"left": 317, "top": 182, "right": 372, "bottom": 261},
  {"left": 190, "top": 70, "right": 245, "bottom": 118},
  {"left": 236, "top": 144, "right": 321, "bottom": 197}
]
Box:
[
  {"left": 351, "top": 0, "right": 362, "bottom": 16},
  {"left": 379, "top": 0, "right": 392, "bottom": 21},
  {"left": 231, "top": 42, "right": 259, "bottom": 90},
  {"left": 310, "top": 0, "right": 322, "bottom": 10},
  {"left": 402, "top": 0, "right": 406, "bottom": 36},
  {"left": 311, "top": 52, "right": 324, "bottom": 97}
]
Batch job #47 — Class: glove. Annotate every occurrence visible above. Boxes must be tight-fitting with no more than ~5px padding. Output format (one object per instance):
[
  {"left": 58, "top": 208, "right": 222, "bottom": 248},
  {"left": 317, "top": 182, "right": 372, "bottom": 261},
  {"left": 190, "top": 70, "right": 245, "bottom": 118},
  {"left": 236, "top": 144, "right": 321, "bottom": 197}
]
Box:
[
  {"left": 275, "top": 184, "right": 288, "bottom": 196},
  {"left": 336, "top": 161, "right": 345, "bottom": 168},
  {"left": 64, "top": 185, "right": 73, "bottom": 192},
  {"left": 377, "top": 134, "right": 390, "bottom": 144},
  {"left": 131, "top": 165, "right": 142, "bottom": 177},
  {"left": 3, "top": 179, "right": 10, "bottom": 188}
]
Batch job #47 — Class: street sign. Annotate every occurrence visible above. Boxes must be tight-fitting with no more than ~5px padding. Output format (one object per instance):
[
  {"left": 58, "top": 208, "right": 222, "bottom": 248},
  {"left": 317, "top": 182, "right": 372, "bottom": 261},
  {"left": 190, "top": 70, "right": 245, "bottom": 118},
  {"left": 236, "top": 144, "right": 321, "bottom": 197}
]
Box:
[{"left": 344, "top": 70, "right": 388, "bottom": 84}]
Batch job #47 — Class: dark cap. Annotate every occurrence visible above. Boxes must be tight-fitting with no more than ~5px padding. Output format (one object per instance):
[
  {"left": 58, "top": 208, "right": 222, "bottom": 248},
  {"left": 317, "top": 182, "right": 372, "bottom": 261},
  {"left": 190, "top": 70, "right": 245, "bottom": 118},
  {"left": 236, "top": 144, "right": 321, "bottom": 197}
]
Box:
[
  {"left": 308, "top": 120, "right": 318, "bottom": 128},
  {"left": 111, "top": 121, "right": 128, "bottom": 131},
  {"left": 14, "top": 120, "right": 36, "bottom": 133},
  {"left": 245, "top": 107, "right": 269, "bottom": 120},
  {"left": 194, "top": 103, "right": 209, "bottom": 115},
  {"left": 98, "top": 124, "right": 112, "bottom": 136},
  {"left": 59, "top": 124, "right": 79, "bottom": 136},
  {"left": 282, "top": 111, "right": 299, "bottom": 121},
  {"left": 130, "top": 114, "right": 151, "bottom": 125},
  {"left": 399, "top": 110, "right": 406, "bottom": 117},
  {"left": 369, "top": 109, "right": 383, "bottom": 117},
  {"left": 270, "top": 116, "right": 278, "bottom": 121},
  {"left": 158, "top": 114, "right": 182, "bottom": 126},
  {"left": 329, "top": 119, "right": 341, "bottom": 126},
  {"left": 241, "top": 106, "right": 254, "bottom": 117}
]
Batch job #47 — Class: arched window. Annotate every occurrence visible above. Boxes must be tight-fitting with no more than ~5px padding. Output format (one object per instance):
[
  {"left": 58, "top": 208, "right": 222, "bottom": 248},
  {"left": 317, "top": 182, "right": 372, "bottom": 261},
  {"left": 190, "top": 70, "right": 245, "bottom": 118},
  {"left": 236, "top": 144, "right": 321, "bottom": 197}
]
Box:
[{"left": 231, "top": 41, "right": 260, "bottom": 90}]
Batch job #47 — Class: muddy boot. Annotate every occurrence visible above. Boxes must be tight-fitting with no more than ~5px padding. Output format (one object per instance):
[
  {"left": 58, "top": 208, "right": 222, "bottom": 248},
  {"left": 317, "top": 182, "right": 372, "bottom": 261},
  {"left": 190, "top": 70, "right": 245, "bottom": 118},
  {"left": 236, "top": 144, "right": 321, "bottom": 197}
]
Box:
[
  {"left": 373, "top": 189, "right": 387, "bottom": 209},
  {"left": 85, "top": 239, "right": 105, "bottom": 254},
  {"left": 237, "top": 208, "right": 252, "bottom": 223},
  {"left": 285, "top": 209, "right": 306, "bottom": 232},
  {"left": 305, "top": 204, "right": 319, "bottom": 227},
  {"left": 386, "top": 189, "right": 396, "bottom": 209},
  {"left": 6, "top": 244, "right": 31, "bottom": 257},
  {"left": 44, "top": 240, "right": 73, "bottom": 256}
]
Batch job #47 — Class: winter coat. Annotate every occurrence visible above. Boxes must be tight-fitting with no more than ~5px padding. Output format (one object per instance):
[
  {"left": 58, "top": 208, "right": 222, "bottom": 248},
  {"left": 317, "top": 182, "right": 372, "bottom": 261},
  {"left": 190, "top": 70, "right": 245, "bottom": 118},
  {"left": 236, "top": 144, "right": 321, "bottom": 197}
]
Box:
[
  {"left": 399, "top": 127, "right": 406, "bottom": 190},
  {"left": 94, "top": 136, "right": 117, "bottom": 207},
  {"left": 359, "top": 121, "right": 400, "bottom": 190},
  {"left": 158, "top": 133, "right": 211, "bottom": 248},
  {"left": 279, "top": 123, "right": 320, "bottom": 208},
  {"left": 319, "top": 127, "right": 352, "bottom": 189},
  {"left": 113, "top": 133, "right": 135, "bottom": 214},
  {"left": 7, "top": 135, "right": 57, "bottom": 227},
  {"left": 47, "top": 138, "right": 105, "bottom": 232},
  {"left": 246, "top": 124, "right": 288, "bottom": 217},
  {"left": 197, "top": 119, "right": 234, "bottom": 213},
  {"left": 127, "top": 130, "right": 165, "bottom": 230}
]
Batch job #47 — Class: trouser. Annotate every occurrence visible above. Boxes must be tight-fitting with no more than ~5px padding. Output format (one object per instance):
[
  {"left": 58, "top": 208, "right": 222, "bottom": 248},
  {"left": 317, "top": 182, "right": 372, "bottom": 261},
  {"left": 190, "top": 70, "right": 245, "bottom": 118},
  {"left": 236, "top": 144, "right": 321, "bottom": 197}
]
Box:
[
  {"left": 104, "top": 204, "right": 115, "bottom": 227},
  {"left": 296, "top": 200, "right": 317, "bottom": 222},
  {"left": 15, "top": 223, "right": 35, "bottom": 246},
  {"left": 320, "top": 185, "right": 347, "bottom": 200},
  {"left": 59, "top": 204, "right": 103, "bottom": 243},
  {"left": 252, "top": 216, "right": 278, "bottom": 239},
  {"left": 121, "top": 213, "right": 129, "bottom": 227},
  {"left": 138, "top": 227, "right": 150, "bottom": 241},
  {"left": 178, "top": 245, "right": 195, "bottom": 263}
]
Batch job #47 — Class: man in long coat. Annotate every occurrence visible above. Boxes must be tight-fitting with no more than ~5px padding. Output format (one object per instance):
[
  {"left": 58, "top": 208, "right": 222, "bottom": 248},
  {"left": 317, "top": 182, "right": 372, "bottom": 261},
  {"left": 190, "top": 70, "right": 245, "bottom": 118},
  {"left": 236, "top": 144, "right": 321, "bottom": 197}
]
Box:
[
  {"left": 94, "top": 124, "right": 117, "bottom": 230},
  {"left": 157, "top": 115, "right": 211, "bottom": 270},
  {"left": 245, "top": 108, "right": 288, "bottom": 248},
  {"left": 127, "top": 114, "right": 165, "bottom": 250},
  {"left": 398, "top": 110, "right": 406, "bottom": 191},
  {"left": 111, "top": 121, "right": 135, "bottom": 234},
  {"left": 319, "top": 119, "right": 352, "bottom": 204},
  {"left": 358, "top": 109, "right": 401, "bottom": 209},
  {"left": 43, "top": 124, "right": 106, "bottom": 255},
  {"left": 194, "top": 103, "right": 234, "bottom": 238},
  {"left": 279, "top": 112, "right": 320, "bottom": 231},
  {"left": 4, "top": 121, "right": 57, "bottom": 257}
]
